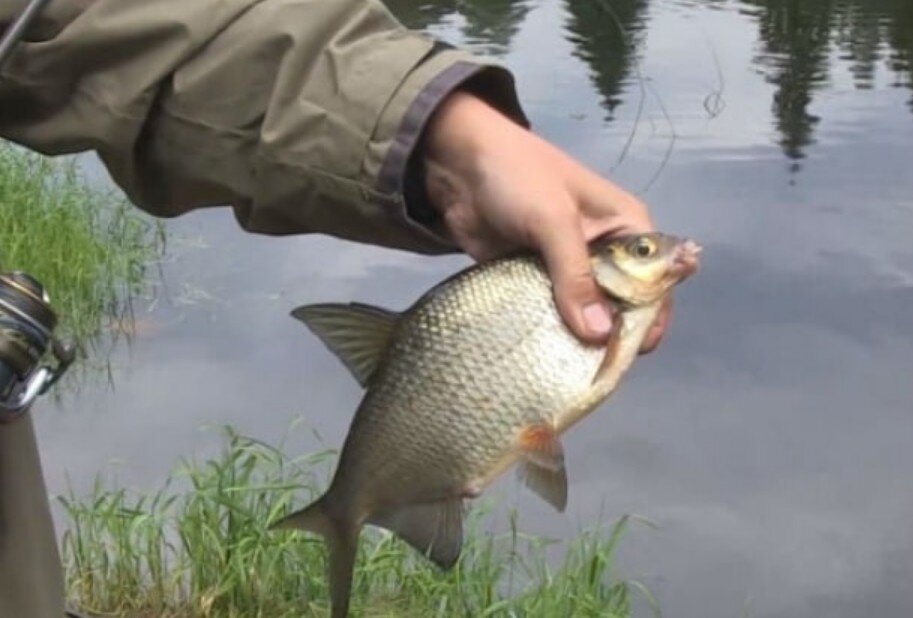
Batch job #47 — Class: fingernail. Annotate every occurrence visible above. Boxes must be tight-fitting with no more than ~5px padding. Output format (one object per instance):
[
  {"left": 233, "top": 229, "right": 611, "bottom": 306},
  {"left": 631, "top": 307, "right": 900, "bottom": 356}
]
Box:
[{"left": 582, "top": 303, "right": 612, "bottom": 336}]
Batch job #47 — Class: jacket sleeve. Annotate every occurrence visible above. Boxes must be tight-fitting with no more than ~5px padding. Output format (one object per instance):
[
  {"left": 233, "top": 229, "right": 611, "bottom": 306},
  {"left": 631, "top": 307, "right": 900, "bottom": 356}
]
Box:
[{"left": 0, "top": 0, "right": 527, "bottom": 253}]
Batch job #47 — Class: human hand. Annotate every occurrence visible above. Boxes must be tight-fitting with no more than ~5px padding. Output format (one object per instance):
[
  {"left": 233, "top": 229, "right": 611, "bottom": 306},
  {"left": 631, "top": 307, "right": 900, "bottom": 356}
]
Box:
[{"left": 422, "top": 91, "right": 673, "bottom": 351}]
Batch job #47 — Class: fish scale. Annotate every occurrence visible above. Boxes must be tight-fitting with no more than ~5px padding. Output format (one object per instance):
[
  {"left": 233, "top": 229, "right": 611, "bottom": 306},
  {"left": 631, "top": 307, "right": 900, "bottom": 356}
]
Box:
[{"left": 339, "top": 257, "right": 601, "bottom": 513}]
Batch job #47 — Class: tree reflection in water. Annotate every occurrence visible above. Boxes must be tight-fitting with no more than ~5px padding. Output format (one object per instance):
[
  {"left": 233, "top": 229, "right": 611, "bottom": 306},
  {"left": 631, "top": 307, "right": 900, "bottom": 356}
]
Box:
[{"left": 384, "top": 0, "right": 913, "bottom": 165}]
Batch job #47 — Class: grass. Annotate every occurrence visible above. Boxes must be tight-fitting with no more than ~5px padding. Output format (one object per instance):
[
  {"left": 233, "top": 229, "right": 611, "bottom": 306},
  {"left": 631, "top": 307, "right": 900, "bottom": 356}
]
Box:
[
  {"left": 0, "top": 145, "right": 162, "bottom": 349},
  {"left": 60, "top": 427, "right": 657, "bottom": 618}
]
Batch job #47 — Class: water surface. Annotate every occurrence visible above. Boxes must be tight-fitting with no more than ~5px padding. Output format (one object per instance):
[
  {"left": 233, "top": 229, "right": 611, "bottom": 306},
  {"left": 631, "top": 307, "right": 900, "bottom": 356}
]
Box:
[{"left": 37, "top": 1, "right": 913, "bottom": 617}]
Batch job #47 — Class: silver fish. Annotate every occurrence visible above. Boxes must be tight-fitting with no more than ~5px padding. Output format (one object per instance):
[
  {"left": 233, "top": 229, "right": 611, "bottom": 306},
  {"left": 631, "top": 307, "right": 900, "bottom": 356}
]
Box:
[{"left": 273, "top": 232, "right": 700, "bottom": 617}]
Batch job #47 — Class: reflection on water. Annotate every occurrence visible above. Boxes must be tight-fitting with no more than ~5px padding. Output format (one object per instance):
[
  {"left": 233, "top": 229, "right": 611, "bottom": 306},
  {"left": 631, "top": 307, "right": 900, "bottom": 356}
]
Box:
[
  {"left": 564, "top": 0, "right": 649, "bottom": 119},
  {"left": 384, "top": 0, "right": 533, "bottom": 54},
  {"left": 37, "top": 2, "right": 913, "bottom": 618},
  {"left": 387, "top": 0, "right": 650, "bottom": 116},
  {"left": 390, "top": 0, "right": 913, "bottom": 163},
  {"left": 742, "top": 0, "right": 913, "bottom": 163}
]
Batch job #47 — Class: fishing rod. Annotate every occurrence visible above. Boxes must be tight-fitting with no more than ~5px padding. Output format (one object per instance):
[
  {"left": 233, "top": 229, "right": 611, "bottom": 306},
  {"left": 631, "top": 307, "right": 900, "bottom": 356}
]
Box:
[
  {"left": 0, "top": 0, "right": 52, "bottom": 67},
  {"left": 0, "top": 0, "right": 76, "bottom": 420}
]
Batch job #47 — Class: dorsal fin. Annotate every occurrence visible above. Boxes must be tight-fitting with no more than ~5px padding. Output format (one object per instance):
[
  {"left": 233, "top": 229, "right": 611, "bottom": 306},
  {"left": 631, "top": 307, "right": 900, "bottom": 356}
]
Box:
[{"left": 291, "top": 303, "right": 399, "bottom": 387}]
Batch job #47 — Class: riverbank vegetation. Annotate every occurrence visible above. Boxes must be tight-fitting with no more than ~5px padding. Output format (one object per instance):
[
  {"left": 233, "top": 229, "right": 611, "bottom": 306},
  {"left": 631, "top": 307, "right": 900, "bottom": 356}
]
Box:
[
  {"left": 61, "top": 428, "right": 655, "bottom": 617},
  {"left": 0, "top": 145, "right": 162, "bottom": 346}
]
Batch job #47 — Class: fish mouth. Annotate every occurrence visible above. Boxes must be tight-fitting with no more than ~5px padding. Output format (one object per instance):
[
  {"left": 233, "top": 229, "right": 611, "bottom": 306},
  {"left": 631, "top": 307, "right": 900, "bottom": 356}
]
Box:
[{"left": 671, "top": 239, "right": 702, "bottom": 279}]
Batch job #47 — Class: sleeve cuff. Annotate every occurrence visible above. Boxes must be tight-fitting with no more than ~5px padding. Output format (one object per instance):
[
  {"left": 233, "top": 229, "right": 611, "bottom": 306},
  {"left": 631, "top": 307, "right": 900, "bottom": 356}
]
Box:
[{"left": 361, "top": 44, "right": 529, "bottom": 252}]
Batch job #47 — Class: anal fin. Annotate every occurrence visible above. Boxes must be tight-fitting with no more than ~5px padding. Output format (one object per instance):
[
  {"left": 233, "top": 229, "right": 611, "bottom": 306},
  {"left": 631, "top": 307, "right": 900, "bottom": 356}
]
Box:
[
  {"left": 516, "top": 423, "right": 568, "bottom": 512},
  {"left": 369, "top": 498, "right": 464, "bottom": 569}
]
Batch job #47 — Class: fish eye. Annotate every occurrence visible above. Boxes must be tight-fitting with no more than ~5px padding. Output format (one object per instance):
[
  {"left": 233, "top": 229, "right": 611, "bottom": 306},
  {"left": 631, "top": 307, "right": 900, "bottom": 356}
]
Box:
[{"left": 632, "top": 237, "right": 656, "bottom": 258}]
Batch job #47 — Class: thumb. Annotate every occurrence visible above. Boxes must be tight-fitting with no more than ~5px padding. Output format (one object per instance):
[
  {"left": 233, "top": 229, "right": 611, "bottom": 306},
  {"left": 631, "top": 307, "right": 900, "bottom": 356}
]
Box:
[{"left": 534, "top": 212, "right": 613, "bottom": 343}]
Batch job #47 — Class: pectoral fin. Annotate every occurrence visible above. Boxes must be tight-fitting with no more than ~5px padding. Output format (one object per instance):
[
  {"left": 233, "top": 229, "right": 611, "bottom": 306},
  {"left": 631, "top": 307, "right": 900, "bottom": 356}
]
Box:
[
  {"left": 291, "top": 303, "right": 399, "bottom": 387},
  {"left": 518, "top": 463, "right": 568, "bottom": 512},
  {"left": 517, "top": 423, "right": 568, "bottom": 512},
  {"left": 517, "top": 424, "right": 564, "bottom": 470},
  {"left": 369, "top": 498, "right": 464, "bottom": 569},
  {"left": 593, "top": 313, "right": 624, "bottom": 385}
]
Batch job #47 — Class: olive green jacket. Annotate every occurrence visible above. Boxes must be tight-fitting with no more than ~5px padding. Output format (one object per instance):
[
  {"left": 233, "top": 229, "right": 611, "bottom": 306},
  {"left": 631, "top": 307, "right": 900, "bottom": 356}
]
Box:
[
  {"left": 1, "top": 0, "right": 526, "bottom": 253},
  {"left": 0, "top": 2, "right": 525, "bottom": 617}
]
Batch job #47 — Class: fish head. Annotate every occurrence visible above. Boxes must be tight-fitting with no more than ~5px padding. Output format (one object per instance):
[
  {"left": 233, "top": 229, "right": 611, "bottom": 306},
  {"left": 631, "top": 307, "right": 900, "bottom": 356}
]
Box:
[{"left": 590, "top": 232, "right": 701, "bottom": 305}]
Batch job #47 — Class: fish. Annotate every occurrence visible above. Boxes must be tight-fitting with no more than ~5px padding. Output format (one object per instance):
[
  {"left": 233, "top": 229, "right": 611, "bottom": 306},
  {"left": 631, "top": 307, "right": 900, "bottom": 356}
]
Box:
[{"left": 272, "top": 232, "right": 700, "bottom": 617}]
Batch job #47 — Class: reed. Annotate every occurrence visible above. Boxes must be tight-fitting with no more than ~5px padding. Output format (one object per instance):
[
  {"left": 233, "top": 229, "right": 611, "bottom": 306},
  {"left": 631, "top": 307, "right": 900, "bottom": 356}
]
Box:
[{"left": 0, "top": 145, "right": 162, "bottom": 347}]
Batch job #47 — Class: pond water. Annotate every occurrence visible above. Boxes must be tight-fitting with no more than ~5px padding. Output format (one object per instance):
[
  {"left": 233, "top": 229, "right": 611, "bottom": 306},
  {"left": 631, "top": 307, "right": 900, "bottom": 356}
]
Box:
[{"left": 36, "top": 1, "right": 912, "bottom": 617}]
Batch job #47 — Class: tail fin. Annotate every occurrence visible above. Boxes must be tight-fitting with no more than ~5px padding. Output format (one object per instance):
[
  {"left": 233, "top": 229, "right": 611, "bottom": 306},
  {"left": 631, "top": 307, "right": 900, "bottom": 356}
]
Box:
[{"left": 271, "top": 497, "right": 360, "bottom": 618}]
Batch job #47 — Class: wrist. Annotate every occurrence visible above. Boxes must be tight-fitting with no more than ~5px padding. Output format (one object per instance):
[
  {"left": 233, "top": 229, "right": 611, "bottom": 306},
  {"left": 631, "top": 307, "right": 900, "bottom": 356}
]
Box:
[
  {"left": 403, "top": 92, "right": 496, "bottom": 230},
  {"left": 425, "top": 91, "right": 490, "bottom": 157},
  {"left": 423, "top": 91, "right": 513, "bottom": 183},
  {"left": 423, "top": 91, "right": 527, "bottom": 224}
]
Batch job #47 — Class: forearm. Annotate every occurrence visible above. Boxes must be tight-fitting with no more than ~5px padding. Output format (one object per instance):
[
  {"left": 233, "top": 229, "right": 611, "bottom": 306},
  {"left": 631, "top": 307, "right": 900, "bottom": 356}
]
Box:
[{"left": 0, "top": 0, "right": 526, "bottom": 252}]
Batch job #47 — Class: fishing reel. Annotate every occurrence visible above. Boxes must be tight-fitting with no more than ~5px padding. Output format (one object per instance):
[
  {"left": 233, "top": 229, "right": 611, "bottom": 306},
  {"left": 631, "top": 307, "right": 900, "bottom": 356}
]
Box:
[{"left": 0, "top": 272, "right": 75, "bottom": 422}]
